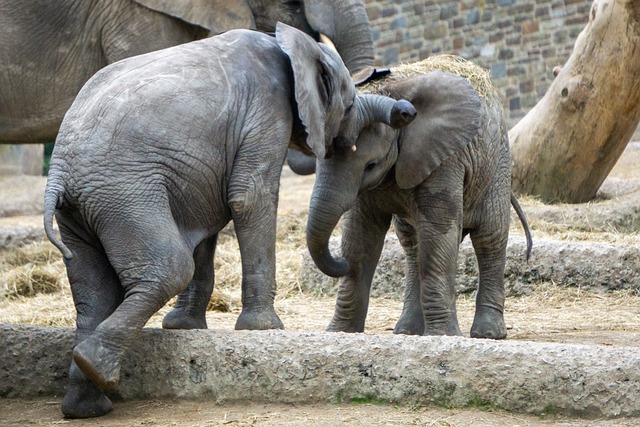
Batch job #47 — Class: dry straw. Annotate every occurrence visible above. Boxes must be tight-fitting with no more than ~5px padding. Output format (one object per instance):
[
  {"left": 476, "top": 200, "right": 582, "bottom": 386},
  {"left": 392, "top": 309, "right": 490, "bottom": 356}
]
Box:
[
  {"left": 360, "top": 54, "right": 496, "bottom": 99},
  {"left": 0, "top": 241, "right": 65, "bottom": 300}
]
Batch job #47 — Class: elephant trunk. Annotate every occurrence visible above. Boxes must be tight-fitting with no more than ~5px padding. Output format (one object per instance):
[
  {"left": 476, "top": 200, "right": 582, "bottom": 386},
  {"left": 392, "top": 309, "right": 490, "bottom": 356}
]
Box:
[
  {"left": 306, "top": 171, "right": 355, "bottom": 277},
  {"left": 358, "top": 95, "right": 417, "bottom": 131},
  {"left": 305, "top": 0, "right": 375, "bottom": 73}
]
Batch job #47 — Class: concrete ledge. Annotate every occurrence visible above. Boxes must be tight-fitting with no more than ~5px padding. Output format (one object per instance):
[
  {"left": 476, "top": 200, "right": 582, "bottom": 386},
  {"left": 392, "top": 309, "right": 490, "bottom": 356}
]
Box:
[
  {"left": 2, "top": 324, "right": 639, "bottom": 418},
  {"left": 299, "top": 236, "right": 640, "bottom": 298}
]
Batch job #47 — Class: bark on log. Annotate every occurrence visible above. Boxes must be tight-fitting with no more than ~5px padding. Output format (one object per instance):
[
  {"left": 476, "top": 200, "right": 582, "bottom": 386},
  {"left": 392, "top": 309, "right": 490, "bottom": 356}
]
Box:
[
  {"left": 2, "top": 324, "right": 640, "bottom": 418},
  {"left": 510, "top": 0, "right": 640, "bottom": 203}
]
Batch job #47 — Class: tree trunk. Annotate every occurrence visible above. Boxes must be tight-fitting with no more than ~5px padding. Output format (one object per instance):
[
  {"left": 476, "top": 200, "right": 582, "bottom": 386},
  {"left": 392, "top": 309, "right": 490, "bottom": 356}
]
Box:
[{"left": 510, "top": 0, "right": 640, "bottom": 203}]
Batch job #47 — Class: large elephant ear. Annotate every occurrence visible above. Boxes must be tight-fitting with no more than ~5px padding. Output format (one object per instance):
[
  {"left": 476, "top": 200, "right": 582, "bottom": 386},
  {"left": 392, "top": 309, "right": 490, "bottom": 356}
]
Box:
[
  {"left": 133, "top": 0, "right": 255, "bottom": 33},
  {"left": 276, "top": 22, "right": 347, "bottom": 159},
  {"left": 387, "top": 71, "right": 482, "bottom": 189}
]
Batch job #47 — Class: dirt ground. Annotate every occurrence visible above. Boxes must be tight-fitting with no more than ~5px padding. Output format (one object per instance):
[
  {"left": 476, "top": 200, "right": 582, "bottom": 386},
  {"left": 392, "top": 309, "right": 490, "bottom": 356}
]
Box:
[
  {"left": 4, "top": 397, "right": 640, "bottom": 427},
  {"left": 1, "top": 146, "right": 640, "bottom": 425}
]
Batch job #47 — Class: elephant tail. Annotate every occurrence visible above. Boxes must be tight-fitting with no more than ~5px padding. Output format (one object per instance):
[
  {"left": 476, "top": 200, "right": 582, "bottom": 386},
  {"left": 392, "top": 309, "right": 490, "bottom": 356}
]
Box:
[
  {"left": 510, "top": 192, "right": 532, "bottom": 262},
  {"left": 43, "top": 182, "right": 73, "bottom": 260}
]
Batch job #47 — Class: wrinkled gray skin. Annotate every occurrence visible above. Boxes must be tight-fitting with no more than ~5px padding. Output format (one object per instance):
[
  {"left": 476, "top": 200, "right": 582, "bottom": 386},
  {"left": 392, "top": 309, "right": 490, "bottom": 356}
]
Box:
[
  {"left": 307, "top": 71, "right": 532, "bottom": 339},
  {"left": 0, "top": 0, "right": 374, "bottom": 144},
  {"left": 43, "top": 24, "right": 415, "bottom": 419}
]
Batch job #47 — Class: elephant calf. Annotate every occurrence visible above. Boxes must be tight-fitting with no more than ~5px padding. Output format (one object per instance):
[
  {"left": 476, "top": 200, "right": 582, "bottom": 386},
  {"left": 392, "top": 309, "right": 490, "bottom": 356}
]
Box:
[
  {"left": 307, "top": 55, "right": 532, "bottom": 339},
  {"left": 43, "top": 24, "right": 416, "bottom": 418}
]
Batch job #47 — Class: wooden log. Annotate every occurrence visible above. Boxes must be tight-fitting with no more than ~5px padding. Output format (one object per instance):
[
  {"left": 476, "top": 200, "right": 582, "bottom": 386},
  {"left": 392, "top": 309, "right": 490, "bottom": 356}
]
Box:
[{"left": 510, "top": 0, "right": 640, "bottom": 203}]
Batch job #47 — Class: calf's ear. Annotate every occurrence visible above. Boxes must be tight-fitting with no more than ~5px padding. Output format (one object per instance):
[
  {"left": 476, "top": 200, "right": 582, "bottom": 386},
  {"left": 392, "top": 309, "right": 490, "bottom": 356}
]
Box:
[
  {"left": 133, "top": 0, "right": 255, "bottom": 34},
  {"left": 387, "top": 71, "right": 482, "bottom": 189},
  {"left": 277, "top": 22, "right": 355, "bottom": 160}
]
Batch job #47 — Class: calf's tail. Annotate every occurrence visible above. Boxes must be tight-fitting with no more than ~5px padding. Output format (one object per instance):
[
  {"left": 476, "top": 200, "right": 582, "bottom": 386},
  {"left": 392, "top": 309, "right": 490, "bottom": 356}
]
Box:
[
  {"left": 43, "top": 181, "right": 73, "bottom": 260},
  {"left": 510, "top": 192, "right": 532, "bottom": 262}
]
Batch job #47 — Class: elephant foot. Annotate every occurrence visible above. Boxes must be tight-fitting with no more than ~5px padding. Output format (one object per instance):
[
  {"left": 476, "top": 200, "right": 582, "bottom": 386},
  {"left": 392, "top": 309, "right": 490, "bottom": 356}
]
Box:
[
  {"left": 423, "top": 316, "right": 463, "bottom": 337},
  {"left": 61, "top": 381, "right": 113, "bottom": 419},
  {"left": 470, "top": 306, "right": 507, "bottom": 339},
  {"left": 326, "top": 319, "right": 363, "bottom": 333},
  {"left": 393, "top": 310, "right": 425, "bottom": 335},
  {"left": 235, "top": 307, "right": 284, "bottom": 330},
  {"left": 73, "top": 337, "right": 122, "bottom": 392},
  {"left": 162, "top": 307, "right": 208, "bottom": 330}
]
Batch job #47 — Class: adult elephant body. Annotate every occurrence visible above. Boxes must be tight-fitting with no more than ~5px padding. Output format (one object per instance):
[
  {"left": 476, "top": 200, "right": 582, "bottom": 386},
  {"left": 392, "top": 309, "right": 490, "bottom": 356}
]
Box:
[
  {"left": 0, "top": 0, "right": 374, "bottom": 144},
  {"left": 307, "top": 56, "right": 532, "bottom": 340}
]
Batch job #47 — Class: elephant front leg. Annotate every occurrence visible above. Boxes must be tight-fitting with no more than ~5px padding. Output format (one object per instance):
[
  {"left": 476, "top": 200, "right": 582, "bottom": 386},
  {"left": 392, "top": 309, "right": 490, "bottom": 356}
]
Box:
[
  {"left": 163, "top": 235, "right": 218, "bottom": 330},
  {"left": 229, "top": 163, "right": 284, "bottom": 330},
  {"left": 328, "top": 204, "right": 390, "bottom": 333},
  {"left": 416, "top": 187, "right": 464, "bottom": 337},
  {"left": 392, "top": 217, "right": 424, "bottom": 335}
]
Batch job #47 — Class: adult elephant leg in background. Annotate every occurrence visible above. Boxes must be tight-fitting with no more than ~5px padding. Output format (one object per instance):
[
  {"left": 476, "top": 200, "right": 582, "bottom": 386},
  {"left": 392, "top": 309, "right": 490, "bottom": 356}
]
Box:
[{"left": 0, "top": 0, "right": 374, "bottom": 145}]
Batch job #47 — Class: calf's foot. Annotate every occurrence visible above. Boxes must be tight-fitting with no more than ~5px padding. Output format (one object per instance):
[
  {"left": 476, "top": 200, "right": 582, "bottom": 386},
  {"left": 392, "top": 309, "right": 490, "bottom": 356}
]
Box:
[
  {"left": 61, "top": 364, "right": 113, "bottom": 419},
  {"left": 235, "top": 306, "right": 284, "bottom": 330},
  {"left": 393, "top": 308, "right": 425, "bottom": 335},
  {"left": 471, "top": 305, "right": 507, "bottom": 339},
  {"left": 73, "top": 337, "right": 122, "bottom": 392},
  {"left": 162, "top": 308, "right": 207, "bottom": 330}
]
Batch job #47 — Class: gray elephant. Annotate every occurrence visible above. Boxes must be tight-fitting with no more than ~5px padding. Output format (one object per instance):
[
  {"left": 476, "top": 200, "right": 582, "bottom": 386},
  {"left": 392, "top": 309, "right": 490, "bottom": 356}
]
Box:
[
  {"left": 42, "top": 24, "right": 416, "bottom": 418},
  {"left": 0, "top": 0, "right": 374, "bottom": 145},
  {"left": 306, "top": 56, "right": 532, "bottom": 339}
]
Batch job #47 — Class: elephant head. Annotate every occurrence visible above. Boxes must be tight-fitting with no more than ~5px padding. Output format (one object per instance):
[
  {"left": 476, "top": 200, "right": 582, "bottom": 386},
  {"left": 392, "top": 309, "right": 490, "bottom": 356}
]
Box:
[
  {"left": 276, "top": 23, "right": 417, "bottom": 161},
  {"left": 307, "top": 71, "right": 483, "bottom": 277},
  {"left": 133, "top": 0, "right": 374, "bottom": 73}
]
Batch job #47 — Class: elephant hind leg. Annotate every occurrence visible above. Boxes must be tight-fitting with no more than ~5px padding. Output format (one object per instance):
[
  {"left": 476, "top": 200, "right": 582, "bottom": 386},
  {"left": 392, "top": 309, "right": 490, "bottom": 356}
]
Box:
[
  {"left": 74, "top": 216, "right": 195, "bottom": 392},
  {"left": 392, "top": 217, "right": 424, "bottom": 335},
  {"left": 163, "top": 234, "right": 218, "bottom": 330},
  {"left": 56, "top": 216, "right": 122, "bottom": 418},
  {"left": 469, "top": 216, "right": 509, "bottom": 339}
]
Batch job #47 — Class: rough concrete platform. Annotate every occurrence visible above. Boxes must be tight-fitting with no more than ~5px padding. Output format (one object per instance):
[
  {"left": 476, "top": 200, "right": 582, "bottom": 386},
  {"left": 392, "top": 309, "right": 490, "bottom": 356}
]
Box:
[
  {"left": 1, "top": 324, "right": 639, "bottom": 418},
  {"left": 299, "top": 235, "right": 640, "bottom": 298}
]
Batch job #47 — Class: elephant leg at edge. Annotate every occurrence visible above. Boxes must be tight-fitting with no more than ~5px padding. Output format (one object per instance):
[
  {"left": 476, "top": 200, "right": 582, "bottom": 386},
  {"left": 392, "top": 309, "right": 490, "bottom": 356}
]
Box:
[
  {"left": 469, "top": 228, "right": 509, "bottom": 339},
  {"left": 58, "top": 221, "right": 123, "bottom": 418},
  {"left": 163, "top": 235, "right": 218, "bottom": 330},
  {"left": 392, "top": 217, "right": 425, "bottom": 335},
  {"left": 328, "top": 203, "right": 390, "bottom": 332},
  {"left": 230, "top": 158, "right": 284, "bottom": 330}
]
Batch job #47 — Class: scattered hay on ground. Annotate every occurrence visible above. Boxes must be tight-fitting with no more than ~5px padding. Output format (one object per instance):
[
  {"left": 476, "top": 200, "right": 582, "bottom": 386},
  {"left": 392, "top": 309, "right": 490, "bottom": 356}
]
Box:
[{"left": 0, "top": 241, "right": 66, "bottom": 300}]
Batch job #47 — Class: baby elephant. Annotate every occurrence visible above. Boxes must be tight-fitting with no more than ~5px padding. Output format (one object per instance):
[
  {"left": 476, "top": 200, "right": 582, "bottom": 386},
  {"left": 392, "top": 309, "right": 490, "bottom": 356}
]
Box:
[
  {"left": 44, "top": 24, "right": 416, "bottom": 418},
  {"left": 307, "top": 55, "right": 532, "bottom": 339}
]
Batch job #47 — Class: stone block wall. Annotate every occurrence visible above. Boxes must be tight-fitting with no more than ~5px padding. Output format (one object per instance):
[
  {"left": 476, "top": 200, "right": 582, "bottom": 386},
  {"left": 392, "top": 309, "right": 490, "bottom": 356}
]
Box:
[{"left": 365, "top": 0, "right": 592, "bottom": 127}]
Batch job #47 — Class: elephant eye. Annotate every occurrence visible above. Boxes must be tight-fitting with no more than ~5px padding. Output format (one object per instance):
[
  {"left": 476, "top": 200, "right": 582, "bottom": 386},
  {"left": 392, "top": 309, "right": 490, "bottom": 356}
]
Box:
[
  {"left": 364, "top": 161, "right": 377, "bottom": 172},
  {"left": 345, "top": 99, "right": 355, "bottom": 114}
]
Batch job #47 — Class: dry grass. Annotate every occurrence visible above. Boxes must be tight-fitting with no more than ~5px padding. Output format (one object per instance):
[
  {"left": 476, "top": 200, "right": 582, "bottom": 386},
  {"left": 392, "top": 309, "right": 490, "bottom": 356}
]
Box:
[
  {"left": 360, "top": 54, "right": 496, "bottom": 99},
  {"left": 0, "top": 210, "right": 312, "bottom": 327},
  {"left": 0, "top": 241, "right": 65, "bottom": 300}
]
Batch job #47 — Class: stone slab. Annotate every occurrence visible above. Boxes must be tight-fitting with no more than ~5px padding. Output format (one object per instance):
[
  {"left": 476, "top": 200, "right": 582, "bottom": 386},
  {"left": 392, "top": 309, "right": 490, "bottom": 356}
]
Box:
[{"left": 1, "top": 324, "right": 639, "bottom": 418}]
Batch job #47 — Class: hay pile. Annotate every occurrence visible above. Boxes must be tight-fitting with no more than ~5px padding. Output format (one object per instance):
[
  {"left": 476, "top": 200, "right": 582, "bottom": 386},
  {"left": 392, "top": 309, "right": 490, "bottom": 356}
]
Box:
[
  {"left": 0, "top": 241, "right": 65, "bottom": 300},
  {"left": 360, "top": 54, "right": 496, "bottom": 99}
]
